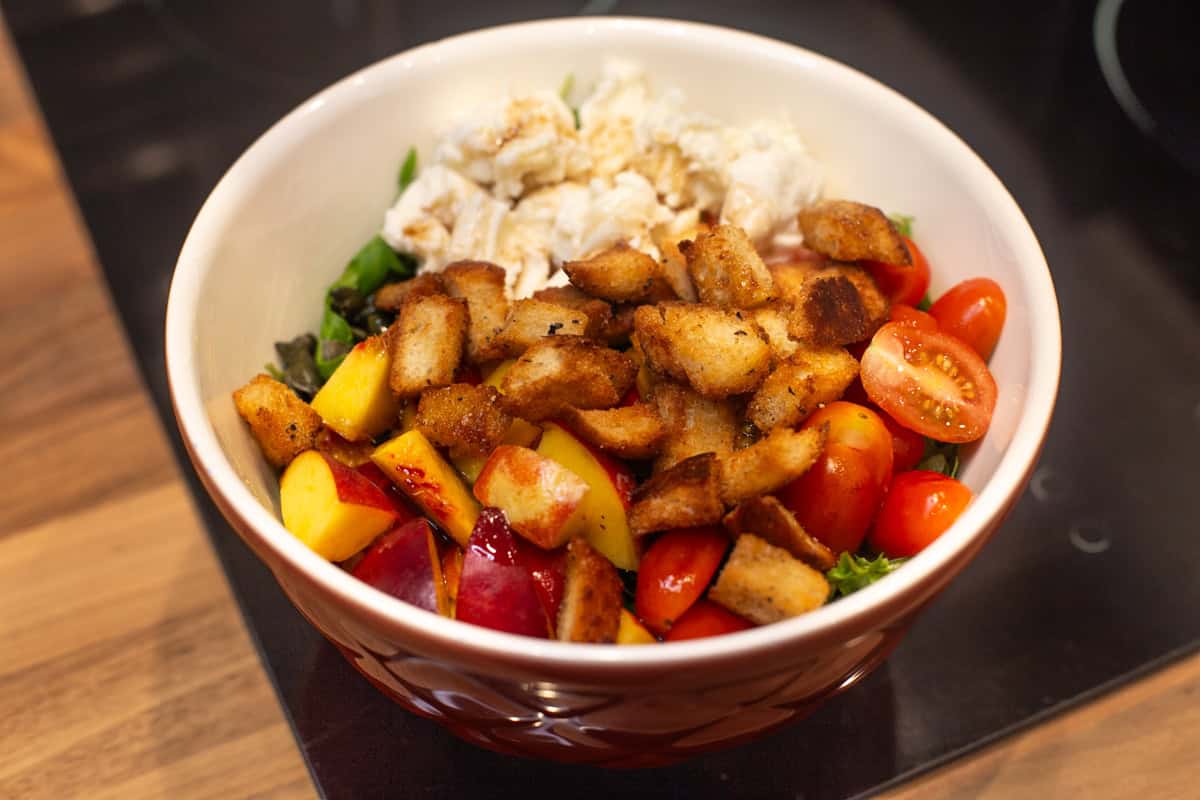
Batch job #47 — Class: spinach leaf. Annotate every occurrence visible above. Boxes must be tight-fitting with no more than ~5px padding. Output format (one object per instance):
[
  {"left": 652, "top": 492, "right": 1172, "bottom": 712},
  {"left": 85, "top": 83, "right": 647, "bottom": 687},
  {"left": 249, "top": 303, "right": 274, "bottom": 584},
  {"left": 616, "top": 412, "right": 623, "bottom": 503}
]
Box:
[
  {"left": 888, "top": 212, "right": 914, "bottom": 239},
  {"left": 826, "top": 552, "right": 906, "bottom": 598},
  {"left": 274, "top": 333, "right": 322, "bottom": 398},
  {"left": 397, "top": 146, "right": 418, "bottom": 194},
  {"left": 314, "top": 304, "right": 355, "bottom": 379},
  {"left": 917, "top": 293, "right": 933, "bottom": 311},
  {"left": 332, "top": 235, "right": 411, "bottom": 296},
  {"left": 917, "top": 438, "right": 961, "bottom": 478}
]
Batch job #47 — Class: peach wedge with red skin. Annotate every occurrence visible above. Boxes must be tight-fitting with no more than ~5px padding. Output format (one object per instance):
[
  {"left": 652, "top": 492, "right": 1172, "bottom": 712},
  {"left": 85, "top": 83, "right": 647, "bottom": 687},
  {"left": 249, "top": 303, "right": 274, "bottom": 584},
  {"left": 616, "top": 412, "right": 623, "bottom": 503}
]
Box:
[
  {"left": 474, "top": 445, "right": 590, "bottom": 550},
  {"left": 280, "top": 450, "right": 397, "bottom": 561},
  {"left": 352, "top": 518, "right": 448, "bottom": 616},
  {"left": 371, "top": 430, "right": 481, "bottom": 547},
  {"left": 455, "top": 508, "right": 550, "bottom": 637},
  {"left": 311, "top": 336, "right": 398, "bottom": 442}
]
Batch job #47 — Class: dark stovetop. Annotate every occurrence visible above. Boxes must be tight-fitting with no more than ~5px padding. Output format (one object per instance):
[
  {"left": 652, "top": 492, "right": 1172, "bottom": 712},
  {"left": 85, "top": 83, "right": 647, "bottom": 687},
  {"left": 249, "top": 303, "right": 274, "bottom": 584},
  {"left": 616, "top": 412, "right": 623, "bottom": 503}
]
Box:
[{"left": 8, "top": 1, "right": 1199, "bottom": 797}]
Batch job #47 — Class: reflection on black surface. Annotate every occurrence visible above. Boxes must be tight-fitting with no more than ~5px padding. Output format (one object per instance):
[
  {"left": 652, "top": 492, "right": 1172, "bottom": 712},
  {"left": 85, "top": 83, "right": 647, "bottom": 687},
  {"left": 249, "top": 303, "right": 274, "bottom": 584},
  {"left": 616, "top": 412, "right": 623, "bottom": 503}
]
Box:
[{"left": 6, "top": 0, "right": 1199, "bottom": 797}]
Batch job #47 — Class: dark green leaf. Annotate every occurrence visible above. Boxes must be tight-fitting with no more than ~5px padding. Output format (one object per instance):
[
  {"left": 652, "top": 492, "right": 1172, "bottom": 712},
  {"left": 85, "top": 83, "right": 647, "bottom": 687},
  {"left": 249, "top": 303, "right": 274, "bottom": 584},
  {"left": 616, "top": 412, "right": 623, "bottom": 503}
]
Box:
[
  {"left": 826, "top": 552, "right": 906, "bottom": 598},
  {"left": 618, "top": 569, "right": 639, "bottom": 613},
  {"left": 397, "top": 146, "right": 418, "bottom": 193},
  {"left": 329, "top": 286, "right": 367, "bottom": 319},
  {"left": 274, "top": 333, "right": 322, "bottom": 398},
  {"left": 332, "top": 236, "right": 408, "bottom": 296},
  {"left": 264, "top": 363, "right": 285, "bottom": 382},
  {"left": 916, "top": 293, "right": 933, "bottom": 311},
  {"left": 917, "top": 438, "right": 961, "bottom": 478},
  {"left": 315, "top": 305, "right": 355, "bottom": 379},
  {"left": 889, "top": 212, "right": 914, "bottom": 239}
]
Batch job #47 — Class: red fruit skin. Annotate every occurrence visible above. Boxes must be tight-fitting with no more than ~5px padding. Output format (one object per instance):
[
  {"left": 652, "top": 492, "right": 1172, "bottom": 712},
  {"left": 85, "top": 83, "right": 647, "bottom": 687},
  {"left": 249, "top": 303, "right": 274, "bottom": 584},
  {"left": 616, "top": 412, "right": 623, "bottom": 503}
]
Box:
[
  {"left": 635, "top": 527, "right": 730, "bottom": 636},
  {"left": 515, "top": 539, "right": 567, "bottom": 625},
  {"left": 879, "top": 411, "right": 927, "bottom": 472},
  {"left": 888, "top": 303, "right": 939, "bottom": 332},
  {"left": 778, "top": 443, "right": 883, "bottom": 555},
  {"left": 869, "top": 470, "right": 973, "bottom": 557},
  {"left": 454, "top": 508, "right": 550, "bottom": 638},
  {"left": 354, "top": 462, "right": 421, "bottom": 520},
  {"left": 352, "top": 518, "right": 442, "bottom": 614},
  {"left": 321, "top": 454, "right": 395, "bottom": 512},
  {"left": 928, "top": 277, "right": 1007, "bottom": 360},
  {"left": 664, "top": 600, "right": 752, "bottom": 641}
]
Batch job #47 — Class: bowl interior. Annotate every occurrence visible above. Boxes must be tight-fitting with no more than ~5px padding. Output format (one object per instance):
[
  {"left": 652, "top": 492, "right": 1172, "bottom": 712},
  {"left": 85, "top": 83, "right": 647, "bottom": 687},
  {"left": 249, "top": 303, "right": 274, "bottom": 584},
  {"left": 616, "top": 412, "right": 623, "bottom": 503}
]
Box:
[{"left": 169, "top": 18, "right": 1058, "bottom": 667}]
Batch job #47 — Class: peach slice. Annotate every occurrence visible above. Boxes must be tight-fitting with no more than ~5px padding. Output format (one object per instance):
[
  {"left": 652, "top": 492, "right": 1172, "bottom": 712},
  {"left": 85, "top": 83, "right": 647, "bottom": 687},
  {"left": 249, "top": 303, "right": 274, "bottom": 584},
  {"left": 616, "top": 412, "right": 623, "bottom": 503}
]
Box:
[
  {"left": 310, "top": 336, "right": 398, "bottom": 442},
  {"left": 617, "top": 609, "right": 658, "bottom": 645},
  {"left": 474, "top": 446, "right": 589, "bottom": 550},
  {"left": 280, "top": 450, "right": 397, "bottom": 561},
  {"left": 371, "top": 430, "right": 480, "bottom": 547},
  {"left": 352, "top": 518, "right": 448, "bottom": 616},
  {"left": 455, "top": 508, "right": 550, "bottom": 637}
]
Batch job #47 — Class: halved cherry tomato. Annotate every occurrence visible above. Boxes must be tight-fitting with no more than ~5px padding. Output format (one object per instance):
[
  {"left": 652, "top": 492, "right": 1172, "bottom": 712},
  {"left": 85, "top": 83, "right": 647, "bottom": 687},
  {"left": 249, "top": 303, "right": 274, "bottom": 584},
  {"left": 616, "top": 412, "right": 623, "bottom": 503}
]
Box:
[
  {"left": 664, "top": 600, "right": 752, "bottom": 641},
  {"left": 869, "top": 470, "right": 973, "bottom": 557},
  {"left": 636, "top": 527, "right": 729, "bottom": 635},
  {"left": 888, "top": 303, "right": 939, "bottom": 332},
  {"left": 862, "top": 236, "right": 931, "bottom": 307},
  {"left": 778, "top": 442, "right": 883, "bottom": 555},
  {"left": 929, "top": 278, "right": 1007, "bottom": 360},
  {"left": 879, "top": 411, "right": 926, "bottom": 472},
  {"left": 802, "top": 401, "right": 893, "bottom": 485},
  {"left": 860, "top": 323, "right": 997, "bottom": 443}
]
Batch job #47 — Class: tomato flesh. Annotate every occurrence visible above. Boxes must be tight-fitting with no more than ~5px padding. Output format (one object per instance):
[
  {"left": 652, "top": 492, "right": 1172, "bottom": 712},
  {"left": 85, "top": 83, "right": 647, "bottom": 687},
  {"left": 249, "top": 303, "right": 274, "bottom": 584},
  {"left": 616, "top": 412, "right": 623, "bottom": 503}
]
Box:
[
  {"left": 860, "top": 323, "right": 997, "bottom": 443},
  {"left": 929, "top": 278, "right": 1007, "bottom": 360},
  {"left": 635, "top": 527, "right": 730, "bottom": 635},
  {"left": 870, "top": 470, "right": 973, "bottom": 557},
  {"left": 779, "top": 442, "right": 884, "bottom": 555},
  {"left": 664, "top": 600, "right": 752, "bottom": 641},
  {"left": 863, "top": 236, "right": 931, "bottom": 307}
]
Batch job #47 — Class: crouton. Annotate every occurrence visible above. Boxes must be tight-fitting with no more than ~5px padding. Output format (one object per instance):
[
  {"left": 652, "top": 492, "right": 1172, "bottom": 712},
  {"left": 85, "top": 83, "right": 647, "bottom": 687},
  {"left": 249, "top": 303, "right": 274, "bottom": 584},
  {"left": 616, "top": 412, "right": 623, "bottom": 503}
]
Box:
[
  {"left": 650, "top": 380, "right": 739, "bottom": 472},
  {"left": 232, "top": 374, "right": 322, "bottom": 468},
  {"left": 386, "top": 294, "right": 468, "bottom": 399},
  {"left": 708, "top": 534, "right": 829, "bottom": 624},
  {"left": 785, "top": 272, "right": 871, "bottom": 346},
  {"left": 441, "top": 261, "right": 509, "bottom": 363},
  {"left": 557, "top": 538, "right": 624, "bottom": 643},
  {"left": 628, "top": 453, "right": 725, "bottom": 536},
  {"left": 499, "top": 336, "right": 637, "bottom": 421},
  {"left": 822, "top": 263, "right": 890, "bottom": 335},
  {"left": 314, "top": 427, "right": 375, "bottom": 468},
  {"left": 718, "top": 426, "right": 826, "bottom": 506},
  {"left": 532, "top": 285, "right": 613, "bottom": 341},
  {"left": 654, "top": 217, "right": 706, "bottom": 303},
  {"left": 723, "top": 496, "right": 835, "bottom": 571},
  {"left": 767, "top": 260, "right": 821, "bottom": 306},
  {"left": 797, "top": 199, "right": 912, "bottom": 265},
  {"left": 634, "top": 303, "right": 772, "bottom": 399},
  {"left": 602, "top": 303, "right": 637, "bottom": 347},
  {"left": 414, "top": 383, "right": 512, "bottom": 459},
  {"left": 746, "top": 347, "right": 859, "bottom": 431},
  {"left": 681, "top": 223, "right": 775, "bottom": 308},
  {"left": 484, "top": 299, "right": 591, "bottom": 360},
  {"left": 373, "top": 273, "right": 445, "bottom": 312},
  {"left": 561, "top": 403, "right": 667, "bottom": 459},
  {"left": 562, "top": 243, "right": 675, "bottom": 303},
  {"left": 750, "top": 303, "right": 800, "bottom": 361}
]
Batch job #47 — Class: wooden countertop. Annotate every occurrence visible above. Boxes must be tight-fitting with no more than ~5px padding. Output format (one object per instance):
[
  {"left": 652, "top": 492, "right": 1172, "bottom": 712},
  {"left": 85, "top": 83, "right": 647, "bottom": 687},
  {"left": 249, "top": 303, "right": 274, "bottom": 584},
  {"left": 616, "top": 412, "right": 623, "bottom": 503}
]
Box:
[{"left": 0, "top": 15, "right": 1196, "bottom": 800}]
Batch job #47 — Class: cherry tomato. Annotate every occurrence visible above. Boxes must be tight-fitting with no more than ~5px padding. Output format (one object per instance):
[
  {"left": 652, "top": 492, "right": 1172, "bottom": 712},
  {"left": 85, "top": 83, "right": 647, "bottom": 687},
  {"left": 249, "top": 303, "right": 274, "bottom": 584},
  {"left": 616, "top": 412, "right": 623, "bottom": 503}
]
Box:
[
  {"left": 802, "top": 401, "right": 893, "bottom": 485},
  {"left": 635, "top": 527, "right": 730, "bottom": 635},
  {"left": 860, "top": 322, "right": 997, "bottom": 444},
  {"left": 879, "top": 411, "right": 926, "bottom": 472},
  {"left": 929, "top": 278, "right": 1007, "bottom": 360},
  {"left": 888, "top": 303, "right": 939, "bottom": 332},
  {"left": 778, "top": 443, "right": 883, "bottom": 555},
  {"left": 869, "top": 470, "right": 973, "bottom": 557},
  {"left": 663, "top": 600, "right": 752, "bottom": 641},
  {"left": 863, "top": 236, "right": 931, "bottom": 307}
]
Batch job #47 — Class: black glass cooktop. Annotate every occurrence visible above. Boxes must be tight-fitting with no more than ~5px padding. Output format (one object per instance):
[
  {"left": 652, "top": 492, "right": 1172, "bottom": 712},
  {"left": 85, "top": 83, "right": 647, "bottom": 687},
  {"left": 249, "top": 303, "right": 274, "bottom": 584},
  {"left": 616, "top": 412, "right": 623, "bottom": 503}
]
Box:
[{"left": 9, "top": 1, "right": 1199, "bottom": 797}]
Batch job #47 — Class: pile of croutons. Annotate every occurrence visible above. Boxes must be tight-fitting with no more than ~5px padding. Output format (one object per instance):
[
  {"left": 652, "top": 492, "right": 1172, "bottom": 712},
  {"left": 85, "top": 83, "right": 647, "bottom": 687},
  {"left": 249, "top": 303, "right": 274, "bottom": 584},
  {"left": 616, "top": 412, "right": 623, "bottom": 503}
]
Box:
[{"left": 235, "top": 200, "right": 911, "bottom": 638}]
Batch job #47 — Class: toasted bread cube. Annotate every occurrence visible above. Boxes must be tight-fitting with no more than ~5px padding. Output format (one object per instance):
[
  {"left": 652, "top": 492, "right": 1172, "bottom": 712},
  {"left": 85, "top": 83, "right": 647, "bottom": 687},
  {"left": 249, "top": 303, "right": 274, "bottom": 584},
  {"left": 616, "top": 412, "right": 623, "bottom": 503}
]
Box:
[
  {"left": 414, "top": 383, "right": 512, "bottom": 459},
  {"left": 709, "top": 534, "right": 829, "bottom": 624},
  {"left": 473, "top": 446, "right": 589, "bottom": 550},
  {"left": 654, "top": 217, "right": 706, "bottom": 302},
  {"left": 650, "top": 380, "right": 739, "bottom": 472},
  {"left": 386, "top": 294, "right": 467, "bottom": 399},
  {"left": 751, "top": 303, "right": 800, "bottom": 361},
  {"left": 785, "top": 272, "right": 871, "bottom": 346},
  {"left": 746, "top": 347, "right": 858, "bottom": 431},
  {"left": 767, "top": 259, "right": 820, "bottom": 305},
  {"left": 557, "top": 538, "right": 624, "bottom": 643},
  {"left": 602, "top": 303, "right": 637, "bottom": 347},
  {"left": 532, "top": 285, "right": 613, "bottom": 341},
  {"left": 822, "top": 263, "right": 889, "bottom": 335},
  {"left": 373, "top": 273, "right": 446, "bottom": 312},
  {"left": 797, "top": 200, "right": 911, "bottom": 265},
  {"left": 561, "top": 403, "right": 667, "bottom": 459},
  {"left": 232, "top": 374, "right": 322, "bottom": 467},
  {"left": 485, "top": 299, "right": 590, "bottom": 360},
  {"left": 718, "top": 426, "right": 826, "bottom": 506},
  {"left": 562, "top": 243, "right": 675, "bottom": 303},
  {"left": 441, "top": 260, "right": 509, "bottom": 364},
  {"left": 634, "top": 303, "right": 772, "bottom": 399},
  {"left": 723, "top": 496, "right": 835, "bottom": 571},
  {"left": 681, "top": 223, "right": 775, "bottom": 308},
  {"left": 628, "top": 453, "right": 725, "bottom": 536},
  {"left": 499, "top": 336, "right": 637, "bottom": 421}
]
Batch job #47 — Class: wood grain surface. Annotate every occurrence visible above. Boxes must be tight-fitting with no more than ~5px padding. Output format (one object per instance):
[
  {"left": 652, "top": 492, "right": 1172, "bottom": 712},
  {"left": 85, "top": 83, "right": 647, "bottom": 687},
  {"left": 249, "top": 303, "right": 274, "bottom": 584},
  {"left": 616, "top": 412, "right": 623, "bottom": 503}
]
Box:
[{"left": 0, "top": 11, "right": 1197, "bottom": 800}]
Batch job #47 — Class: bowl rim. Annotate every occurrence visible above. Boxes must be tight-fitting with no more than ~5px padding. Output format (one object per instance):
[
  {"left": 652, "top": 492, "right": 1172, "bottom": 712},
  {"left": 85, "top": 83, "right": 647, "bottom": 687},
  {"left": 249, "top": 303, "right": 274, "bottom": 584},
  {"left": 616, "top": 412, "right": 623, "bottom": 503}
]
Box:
[{"left": 165, "top": 15, "right": 1061, "bottom": 676}]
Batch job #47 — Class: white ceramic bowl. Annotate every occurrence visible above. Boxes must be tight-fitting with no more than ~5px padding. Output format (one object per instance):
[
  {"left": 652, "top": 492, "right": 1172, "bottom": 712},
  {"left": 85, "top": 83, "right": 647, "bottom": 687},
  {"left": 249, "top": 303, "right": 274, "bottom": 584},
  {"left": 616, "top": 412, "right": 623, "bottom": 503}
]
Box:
[{"left": 166, "top": 17, "right": 1060, "bottom": 765}]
